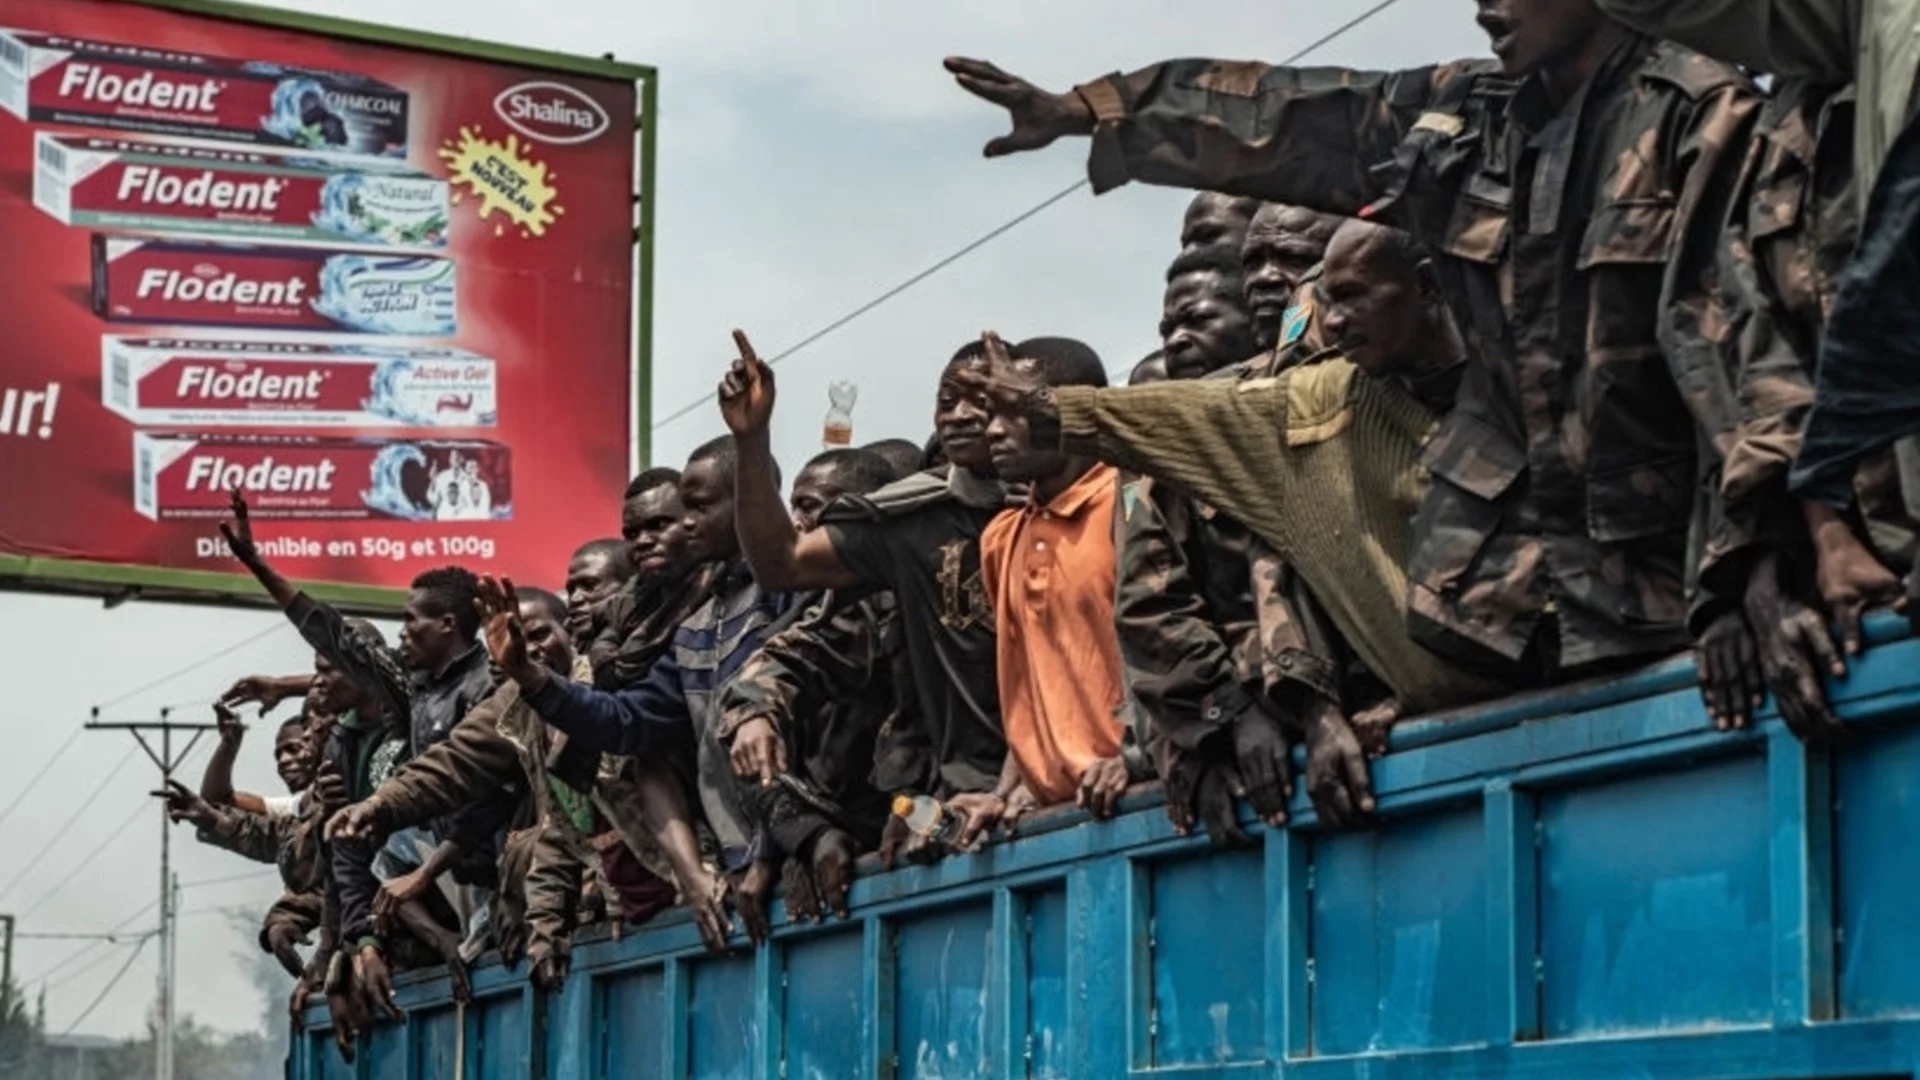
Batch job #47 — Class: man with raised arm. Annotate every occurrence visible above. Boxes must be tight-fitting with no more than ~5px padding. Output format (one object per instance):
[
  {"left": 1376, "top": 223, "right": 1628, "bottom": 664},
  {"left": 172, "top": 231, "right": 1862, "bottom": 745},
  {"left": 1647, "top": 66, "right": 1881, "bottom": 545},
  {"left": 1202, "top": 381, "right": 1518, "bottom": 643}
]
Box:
[
  {"left": 719, "top": 447, "right": 902, "bottom": 931},
  {"left": 719, "top": 331, "right": 1011, "bottom": 857}
]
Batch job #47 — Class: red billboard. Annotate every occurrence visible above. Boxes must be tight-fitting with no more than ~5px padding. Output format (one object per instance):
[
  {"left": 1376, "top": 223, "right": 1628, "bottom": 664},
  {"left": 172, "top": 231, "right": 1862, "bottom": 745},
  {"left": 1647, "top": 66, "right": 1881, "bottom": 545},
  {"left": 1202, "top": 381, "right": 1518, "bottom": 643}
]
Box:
[{"left": 0, "top": 0, "right": 648, "bottom": 605}]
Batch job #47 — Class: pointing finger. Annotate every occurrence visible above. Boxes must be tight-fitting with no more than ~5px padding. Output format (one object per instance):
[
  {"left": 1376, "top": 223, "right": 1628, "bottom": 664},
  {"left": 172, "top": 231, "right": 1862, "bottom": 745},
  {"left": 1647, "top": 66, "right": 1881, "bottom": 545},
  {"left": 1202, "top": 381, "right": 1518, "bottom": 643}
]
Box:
[{"left": 731, "top": 329, "right": 759, "bottom": 368}]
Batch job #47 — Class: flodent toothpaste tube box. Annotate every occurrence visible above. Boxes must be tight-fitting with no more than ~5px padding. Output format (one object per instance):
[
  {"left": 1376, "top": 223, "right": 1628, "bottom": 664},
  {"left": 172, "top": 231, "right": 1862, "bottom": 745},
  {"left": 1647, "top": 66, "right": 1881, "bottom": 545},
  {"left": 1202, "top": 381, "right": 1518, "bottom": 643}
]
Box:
[
  {"left": 92, "top": 235, "right": 456, "bottom": 335},
  {"left": 134, "top": 433, "right": 512, "bottom": 521},
  {"left": 0, "top": 29, "right": 408, "bottom": 158},
  {"left": 36, "top": 134, "right": 448, "bottom": 247},
  {"left": 104, "top": 338, "right": 495, "bottom": 427}
]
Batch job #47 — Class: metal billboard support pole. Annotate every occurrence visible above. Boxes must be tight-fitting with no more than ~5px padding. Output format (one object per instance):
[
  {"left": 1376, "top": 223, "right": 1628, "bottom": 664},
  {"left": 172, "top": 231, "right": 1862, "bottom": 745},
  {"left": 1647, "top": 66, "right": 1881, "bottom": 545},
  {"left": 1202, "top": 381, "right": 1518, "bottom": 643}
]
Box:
[
  {"left": 86, "top": 709, "right": 217, "bottom": 1080},
  {"left": 1, "top": 912, "right": 14, "bottom": 1021}
]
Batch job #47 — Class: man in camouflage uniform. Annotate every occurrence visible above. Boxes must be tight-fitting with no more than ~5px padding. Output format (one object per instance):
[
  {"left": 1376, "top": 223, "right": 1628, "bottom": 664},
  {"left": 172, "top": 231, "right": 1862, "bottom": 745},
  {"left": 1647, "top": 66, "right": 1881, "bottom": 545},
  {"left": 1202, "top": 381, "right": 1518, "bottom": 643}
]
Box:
[
  {"left": 1116, "top": 211, "right": 1368, "bottom": 839},
  {"left": 1662, "top": 76, "right": 1911, "bottom": 739},
  {"left": 719, "top": 447, "right": 901, "bottom": 937},
  {"left": 948, "top": 0, "right": 1762, "bottom": 688}
]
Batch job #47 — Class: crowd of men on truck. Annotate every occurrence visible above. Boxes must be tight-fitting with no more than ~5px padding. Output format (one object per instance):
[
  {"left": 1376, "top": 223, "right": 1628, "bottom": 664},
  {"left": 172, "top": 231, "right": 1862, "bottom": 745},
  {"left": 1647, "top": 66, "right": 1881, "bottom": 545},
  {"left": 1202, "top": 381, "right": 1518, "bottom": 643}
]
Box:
[{"left": 146, "top": 0, "right": 1920, "bottom": 1058}]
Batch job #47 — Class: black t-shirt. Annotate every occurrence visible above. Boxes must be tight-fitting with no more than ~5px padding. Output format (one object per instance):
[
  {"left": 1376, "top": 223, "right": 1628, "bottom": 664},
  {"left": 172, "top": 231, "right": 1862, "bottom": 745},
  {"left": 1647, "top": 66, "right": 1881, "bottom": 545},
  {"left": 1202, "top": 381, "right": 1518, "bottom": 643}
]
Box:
[{"left": 823, "top": 467, "right": 1005, "bottom": 794}]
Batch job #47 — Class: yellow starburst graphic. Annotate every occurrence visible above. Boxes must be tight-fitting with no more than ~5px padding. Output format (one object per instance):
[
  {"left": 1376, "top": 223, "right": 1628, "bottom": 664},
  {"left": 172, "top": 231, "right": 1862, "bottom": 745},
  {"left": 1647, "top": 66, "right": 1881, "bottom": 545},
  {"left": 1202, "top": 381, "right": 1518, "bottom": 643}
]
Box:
[{"left": 438, "top": 127, "right": 566, "bottom": 239}]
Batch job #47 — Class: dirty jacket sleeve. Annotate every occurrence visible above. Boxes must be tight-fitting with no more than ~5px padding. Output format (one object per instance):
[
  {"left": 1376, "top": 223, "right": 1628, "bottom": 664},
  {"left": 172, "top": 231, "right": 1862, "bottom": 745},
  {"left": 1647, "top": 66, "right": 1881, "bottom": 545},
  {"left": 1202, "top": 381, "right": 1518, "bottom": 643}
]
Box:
[
  {"left": 363, "top": 684, "right": 523, "bottom": 842},
  {"left": 1116, "top": 478, "right": 1272, "bottom": 753},
  {"left": 1071, "top": 59, "right": 1476, "bottom": 212},
  {"left": 524, "top": 818, "right": 588, "bottom": 966},
  {"left": 1659, "top": 63, "right": 1797, "bottom": 618},
  {"left": 285, "top": 592, "right": 410, "bottom": 724},
  {"left": 195, "top": 804, "right": 288, "bottom": 866}
]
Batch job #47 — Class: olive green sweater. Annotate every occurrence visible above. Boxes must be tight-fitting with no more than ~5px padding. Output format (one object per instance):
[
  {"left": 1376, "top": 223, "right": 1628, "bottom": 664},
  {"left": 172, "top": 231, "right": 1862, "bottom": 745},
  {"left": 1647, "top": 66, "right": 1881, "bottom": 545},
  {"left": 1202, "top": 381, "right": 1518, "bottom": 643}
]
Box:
[{"left": 1055, "top": 361, "right": 1504, "bottom": 714}]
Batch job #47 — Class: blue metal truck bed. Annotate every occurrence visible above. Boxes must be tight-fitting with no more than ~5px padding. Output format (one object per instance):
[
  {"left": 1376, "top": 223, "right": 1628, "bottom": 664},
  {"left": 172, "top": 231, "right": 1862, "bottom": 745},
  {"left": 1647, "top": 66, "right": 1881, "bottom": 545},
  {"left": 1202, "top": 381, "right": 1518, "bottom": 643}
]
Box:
[{"left": 292, "top": 614, "right": 1920, "bottom": 1079}]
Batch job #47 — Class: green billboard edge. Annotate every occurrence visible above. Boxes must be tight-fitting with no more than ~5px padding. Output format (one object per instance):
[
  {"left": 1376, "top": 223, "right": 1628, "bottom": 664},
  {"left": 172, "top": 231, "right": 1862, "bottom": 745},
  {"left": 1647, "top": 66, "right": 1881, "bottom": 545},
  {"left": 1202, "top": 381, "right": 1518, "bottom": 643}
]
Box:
[{"left": 0, "top": 0, "right": 659, "bottom": 614}]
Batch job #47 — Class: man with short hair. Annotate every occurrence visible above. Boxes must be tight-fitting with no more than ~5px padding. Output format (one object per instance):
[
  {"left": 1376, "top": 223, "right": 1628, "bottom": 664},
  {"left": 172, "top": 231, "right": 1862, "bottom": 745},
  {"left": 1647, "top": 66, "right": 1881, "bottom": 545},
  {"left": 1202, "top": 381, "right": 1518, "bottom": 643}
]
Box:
[
  {"left": 863, "top": 439, "right": 928, "bottom": 482},
  {"left": 564, "top": 538, "right": 636, "bottom": 647},
  {"left": 977, "top": 338, "right": 1144, "bottom": 823},
  {"left": 1113, "top": 215, "right": 1350, "bottom": 841},
  {"left": 972, "top": 218, "right": 1513, "bottom": 730},
  {"left": 490, "top": 435, "right": 792, "bottom": 885},
  {"left": 1180, "top": 191, "right": 1261, "bottom": 256},
  {"left": 719, "top": 332, "right": 1010, "bottom": 857},
  {"left": 591, "top": 469, "right": 699, "bottom": 690},
  {"left": 1241, "top": 203, "right": 1342, "bottom": 354},
  {"left": 719, "top": 447, "right": 903, "bottom": 934},
  {"left": 1159, "top": 247, "right": 1259, "bottom": 380}
]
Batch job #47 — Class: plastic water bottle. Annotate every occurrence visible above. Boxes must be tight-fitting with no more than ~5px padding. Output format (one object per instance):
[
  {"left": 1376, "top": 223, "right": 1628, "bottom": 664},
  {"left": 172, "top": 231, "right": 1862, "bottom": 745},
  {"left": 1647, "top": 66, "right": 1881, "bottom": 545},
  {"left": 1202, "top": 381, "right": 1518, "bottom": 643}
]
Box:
[
  {"left": 823, "top": 380, "right": 858, "bottom": 448},
  {"left": 891, "top": 794, "right": 963, "bottom": 847}
]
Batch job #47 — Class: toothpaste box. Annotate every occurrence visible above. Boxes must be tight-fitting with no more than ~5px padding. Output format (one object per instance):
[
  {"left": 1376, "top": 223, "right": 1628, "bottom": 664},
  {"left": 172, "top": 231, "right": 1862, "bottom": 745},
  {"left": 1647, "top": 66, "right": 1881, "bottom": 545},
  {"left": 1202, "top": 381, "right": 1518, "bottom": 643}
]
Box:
[
  {"left": 104, "top": 338, "right": 495, "bottom": 427},
  {"left": 92, "top": 235, "right": 456, "bottom": 335},
  {"left": 134, "top": 432, "right": 512, "bottom": 521},
  {"left": 0, "top": 28, "right": 408, "bottom": 158},
  {"left": 37, "top": 134, "right": 448, "bottom": 247}
]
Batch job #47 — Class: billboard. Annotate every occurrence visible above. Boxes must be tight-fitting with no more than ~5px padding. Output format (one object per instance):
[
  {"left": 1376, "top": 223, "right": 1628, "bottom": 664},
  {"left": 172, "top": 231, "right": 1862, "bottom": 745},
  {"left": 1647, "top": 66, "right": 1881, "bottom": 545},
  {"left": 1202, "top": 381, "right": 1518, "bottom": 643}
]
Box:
[{"left": 0, "top": 0, "right": 653, "bottom": 609}]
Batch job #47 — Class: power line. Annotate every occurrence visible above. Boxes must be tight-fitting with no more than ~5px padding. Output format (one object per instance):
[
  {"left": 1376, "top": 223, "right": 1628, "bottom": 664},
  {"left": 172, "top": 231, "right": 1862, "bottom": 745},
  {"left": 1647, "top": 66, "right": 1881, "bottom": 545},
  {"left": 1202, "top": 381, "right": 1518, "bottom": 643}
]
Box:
[
  {"left": 0, "top": 745, "right": 140, "bottom": 905},
  {"left": 649, "top": 179, "right": 1089, "bottom": 433},
  {"left": 0, "top": 725, "right": 85, "bottom": 833},
  {"left": 15, "top": 866, "right": 279, "bottom": 988},
  {"left": 645, "top": 0, "right": 1412, "bottom": 441},
  {"left": 92, "top": 622, "right": 285, "bottom": 712},
  {"left": 60, "top": 936, "right": 150, "bottom": 1035},
  {"left": 18, "top": 783, "right": 178, "bottom": 921}
]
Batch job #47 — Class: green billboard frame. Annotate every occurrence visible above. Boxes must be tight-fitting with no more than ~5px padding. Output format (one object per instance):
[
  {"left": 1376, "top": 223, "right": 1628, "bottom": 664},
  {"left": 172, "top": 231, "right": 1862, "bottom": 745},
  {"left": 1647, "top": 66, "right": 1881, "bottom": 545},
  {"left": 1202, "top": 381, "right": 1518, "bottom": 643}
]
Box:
[{"left": 0, "top": 0, "right": 657, "bottom": 616}]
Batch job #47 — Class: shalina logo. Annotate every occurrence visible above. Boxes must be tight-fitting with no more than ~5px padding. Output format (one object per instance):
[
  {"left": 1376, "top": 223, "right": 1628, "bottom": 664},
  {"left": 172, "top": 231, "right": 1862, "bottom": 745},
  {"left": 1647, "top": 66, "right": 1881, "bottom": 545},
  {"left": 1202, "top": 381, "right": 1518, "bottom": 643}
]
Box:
[{"left": 493, "top": 81, "right": 610, "bottom": 145}]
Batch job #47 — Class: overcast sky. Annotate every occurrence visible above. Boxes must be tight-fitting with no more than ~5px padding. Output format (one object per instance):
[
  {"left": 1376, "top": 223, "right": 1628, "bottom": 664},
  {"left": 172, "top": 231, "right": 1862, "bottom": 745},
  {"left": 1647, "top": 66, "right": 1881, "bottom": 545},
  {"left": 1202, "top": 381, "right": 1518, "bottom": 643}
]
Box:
[{"left": 0, "top": 0, "right": 1488, "bottom": 1040}]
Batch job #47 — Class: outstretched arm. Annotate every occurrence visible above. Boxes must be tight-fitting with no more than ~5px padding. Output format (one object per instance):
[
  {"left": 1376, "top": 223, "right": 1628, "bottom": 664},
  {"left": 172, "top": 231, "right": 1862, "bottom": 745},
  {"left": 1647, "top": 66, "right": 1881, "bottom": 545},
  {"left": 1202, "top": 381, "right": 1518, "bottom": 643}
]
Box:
[
  {"left": 945, "top": 55, "right": 1442, "bottom": 213},
  {"left": 223, "top": 492, "right": 410, "bottom": 722},
  {"left": 475, "top": 575, "right": 692, "bottom": 757},
  {"left": 719, "top": 331, "right": 860, "bottom": 591}
]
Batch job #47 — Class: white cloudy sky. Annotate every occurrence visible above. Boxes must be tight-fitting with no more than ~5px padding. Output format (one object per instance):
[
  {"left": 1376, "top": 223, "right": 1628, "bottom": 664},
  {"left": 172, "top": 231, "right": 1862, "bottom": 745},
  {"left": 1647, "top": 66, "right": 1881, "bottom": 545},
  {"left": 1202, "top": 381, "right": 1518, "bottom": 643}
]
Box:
[{"left": 0, "top": 0, "right": 1488, "bottom": 1040}]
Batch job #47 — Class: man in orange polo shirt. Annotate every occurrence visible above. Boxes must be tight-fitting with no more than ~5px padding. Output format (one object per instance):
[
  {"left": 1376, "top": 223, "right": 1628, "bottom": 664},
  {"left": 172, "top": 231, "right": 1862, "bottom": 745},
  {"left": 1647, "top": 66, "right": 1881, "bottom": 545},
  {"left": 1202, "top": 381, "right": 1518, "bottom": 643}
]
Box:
[{"left": 980, "top": 336, "right": 1145, "bottom": 820}]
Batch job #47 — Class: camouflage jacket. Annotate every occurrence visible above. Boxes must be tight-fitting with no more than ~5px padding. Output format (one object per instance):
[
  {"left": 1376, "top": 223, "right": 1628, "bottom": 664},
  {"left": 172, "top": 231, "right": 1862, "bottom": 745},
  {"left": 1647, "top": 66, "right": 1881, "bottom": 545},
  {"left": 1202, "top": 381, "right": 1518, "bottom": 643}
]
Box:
[
  {"left": 1694, "top": 80, "right": 1915, "bottom": 576},
  {"left": 717, "top": 589, "right": 900, "bottom": 856},
  {"left": 1115, "top": 322, "right": 1347, "bottom": 763},
  {"left": 197, "top": 798, "right": 325, "bottom": 895},
  {"left": 1072, "top": 37, "right": 1761, "bottom": 673}
]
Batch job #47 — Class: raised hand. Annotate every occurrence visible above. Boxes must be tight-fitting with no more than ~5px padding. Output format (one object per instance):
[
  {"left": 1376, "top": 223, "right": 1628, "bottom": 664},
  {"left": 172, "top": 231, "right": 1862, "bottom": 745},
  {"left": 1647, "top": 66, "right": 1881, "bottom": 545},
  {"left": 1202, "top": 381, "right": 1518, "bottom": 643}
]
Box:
[
  {"left": 223, "top": 676, "right": 284, "bottom": 715},
  {"left": 718, "top": 329, "right": 777, "bottom": 440},
  {"left": 475, "top": 574, "right": 541, "bottom": 688},
  {"left": 152, "top": 779, "right": 217, "bottom": 829},
  {"left": 977, "top": 331, "right": 1062, "bottom": 450},
  {"left": 220, "top": 488, "right": 259, "bottom": 564},
  {"left": 943, "top": 57, "right": 1096, "bottom": 157},
  {"left": 213, "top": 701, "right": 247, "bottom": 748}
]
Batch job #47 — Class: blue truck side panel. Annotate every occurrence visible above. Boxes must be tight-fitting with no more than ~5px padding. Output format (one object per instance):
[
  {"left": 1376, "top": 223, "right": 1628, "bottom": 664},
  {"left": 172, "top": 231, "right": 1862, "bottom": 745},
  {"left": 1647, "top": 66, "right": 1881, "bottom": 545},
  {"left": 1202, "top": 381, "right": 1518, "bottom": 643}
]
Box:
[{"left": 291, "top": 616, "right": 1920, "bottom": 1078}]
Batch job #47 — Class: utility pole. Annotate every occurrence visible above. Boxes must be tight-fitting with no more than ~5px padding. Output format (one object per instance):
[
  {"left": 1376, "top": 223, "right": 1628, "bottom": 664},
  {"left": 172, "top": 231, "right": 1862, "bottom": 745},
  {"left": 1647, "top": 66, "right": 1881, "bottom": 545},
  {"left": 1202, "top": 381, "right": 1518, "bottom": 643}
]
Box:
[
  {"left": 86, "top": 707, "right": 216, "bottom": 1080},
  {"left": 1, "top": 912, "right": 14, "bottom": 1020}
]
